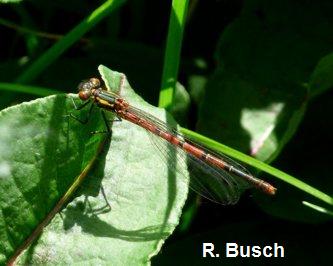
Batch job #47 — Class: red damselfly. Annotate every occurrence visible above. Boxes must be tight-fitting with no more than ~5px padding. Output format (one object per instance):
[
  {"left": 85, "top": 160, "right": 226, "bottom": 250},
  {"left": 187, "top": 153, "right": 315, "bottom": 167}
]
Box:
[{"left": 73, "top": 76, "right": 276, "bottom": 204}]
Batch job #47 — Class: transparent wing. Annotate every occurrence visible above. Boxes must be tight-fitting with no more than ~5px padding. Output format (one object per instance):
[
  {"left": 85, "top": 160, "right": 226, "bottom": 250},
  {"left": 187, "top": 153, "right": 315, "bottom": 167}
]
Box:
[
  {"left": 127, "top": 105, "right": 251, "bottom": 205},
  {"left": 129, "top": 104, "right": 254, "bottom": 180}
]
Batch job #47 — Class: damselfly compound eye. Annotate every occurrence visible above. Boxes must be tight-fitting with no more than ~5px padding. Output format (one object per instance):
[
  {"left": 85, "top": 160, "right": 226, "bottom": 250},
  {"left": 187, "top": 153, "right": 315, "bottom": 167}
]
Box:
[
  {"left": 77, "top": 78, "right": 101, "bottom": 100},
  {"left": 78, "top": 78, "right": 100, "bottom": 92},
  {"left": 89, "top": 78, "right": 101, "bottom": 88},
  {"left": 78, "top": 89, "right": 91, "bottom": 101}
]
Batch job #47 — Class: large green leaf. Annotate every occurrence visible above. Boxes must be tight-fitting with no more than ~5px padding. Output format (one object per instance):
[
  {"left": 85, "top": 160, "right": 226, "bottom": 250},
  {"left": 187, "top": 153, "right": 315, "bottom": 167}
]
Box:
[
  {"left": 1, "top": 66, "right": 188, "bottom": 265},
  {"left": 0, "top": 93, "right": 106, "bottom": 264}
]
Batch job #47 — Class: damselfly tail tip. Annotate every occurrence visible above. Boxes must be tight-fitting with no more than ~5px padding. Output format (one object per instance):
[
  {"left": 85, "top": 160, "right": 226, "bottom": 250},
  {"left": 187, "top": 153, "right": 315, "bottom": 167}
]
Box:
[
  {"left": 248, "top": 175, "right": 277, "bottom": 196},
  {"left": 263, "top": 183, "right": 277, "bottom": 196}
]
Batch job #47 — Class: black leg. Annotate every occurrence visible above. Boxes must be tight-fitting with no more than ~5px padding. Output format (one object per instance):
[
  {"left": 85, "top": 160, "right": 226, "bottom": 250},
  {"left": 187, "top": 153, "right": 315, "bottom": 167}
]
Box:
[
  {"left": 94, "top": 185, "right": 112, "bottom": 213},
  {"left": 71, "top": 97, "right": 91, "bottom": 111},
  {"left": 90, "top": 110, "right": 122, "bottom": 135},
  {"left": 90, "top": 110, "right": 111, "bottom": 135},
  {"left": 84, "top": 186, "right": 112, "bottom": 215},
  {"left": 67, "top": 97, "right": 122, "bottom": 134},
  {"left": 101, "top": 110, "right": 111, "bottom": 133},
  {"left": 68, "top": 99, "right": 94, "bottom": 124}
]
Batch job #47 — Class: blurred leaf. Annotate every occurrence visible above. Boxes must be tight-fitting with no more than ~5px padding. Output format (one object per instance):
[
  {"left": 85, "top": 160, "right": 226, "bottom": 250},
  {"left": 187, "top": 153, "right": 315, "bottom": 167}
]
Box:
[
  {"left": 2, "top": 66, "right": 188, "bottom": 265},
  {"left": 187, "top": 74, "right": 207, "bottom": 106},
  {"left": 198, "top": 69, "right": 307, "bottom": 163},
  {"left": 309, "top": 52, "right": 333, "bottom": 97},
  {"left": 0, "top": 0, "right": 22, "bottom": 3},
  {"left": 197, "top": 0, "right": 333, "bottom": 222},
  {"left": 168, "top": 82, "right": 191, "bottom": 126},
  {"left": 199, "top": 0, "right": 333, "bottom": 161}
]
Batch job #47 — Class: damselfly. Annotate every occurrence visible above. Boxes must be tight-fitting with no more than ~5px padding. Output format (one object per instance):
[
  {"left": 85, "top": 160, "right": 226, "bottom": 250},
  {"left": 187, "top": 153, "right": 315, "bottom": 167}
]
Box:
[{"left": 74, "top": 76, "right": 276, "bottom": 204}]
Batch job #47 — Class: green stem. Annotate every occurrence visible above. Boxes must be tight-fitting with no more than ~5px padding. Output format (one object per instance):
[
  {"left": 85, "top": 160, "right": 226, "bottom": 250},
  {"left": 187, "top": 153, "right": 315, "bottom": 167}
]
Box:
[
  {"left": 158, "top": 0, "right": 189, "bottom": 109},
  {"left": 15, "top": 0, "right": 126, "bottom": 84},
  {"left": 180, "top": 127, "right": 333, "bottom": 206}
]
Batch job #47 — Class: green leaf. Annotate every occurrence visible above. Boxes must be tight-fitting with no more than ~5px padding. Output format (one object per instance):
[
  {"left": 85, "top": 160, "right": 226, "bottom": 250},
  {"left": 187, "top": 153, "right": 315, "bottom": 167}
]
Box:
[
  {"left": 187, "top": 74, "right": 207, "bottom": 106},
  {"left": 168, "top": 82, "right": 191, "bottom": 126},
  {"left": 2, "top": 66, "right": 188, "bottom": 265},
  {"left": 198, "top": 69, "right": 307, "bottom": 163},
  {"left": 309, "top": 52, "right": 333, "bottom": 97}
]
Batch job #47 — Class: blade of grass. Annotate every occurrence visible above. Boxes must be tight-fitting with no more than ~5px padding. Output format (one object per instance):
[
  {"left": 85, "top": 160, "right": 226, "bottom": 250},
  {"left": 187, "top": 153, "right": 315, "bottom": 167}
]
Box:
[
  {"left": 180, "top": 127, "right": 333, "bottom": 206},
  {"left": 15, "top": 0, "right": 126, "bottom": 84},
  {"left": 0, "top": 82, "right": 61, "bottom": 96},
  {"left": 158, "top": 0, "right": 189, "bottom": 109}
]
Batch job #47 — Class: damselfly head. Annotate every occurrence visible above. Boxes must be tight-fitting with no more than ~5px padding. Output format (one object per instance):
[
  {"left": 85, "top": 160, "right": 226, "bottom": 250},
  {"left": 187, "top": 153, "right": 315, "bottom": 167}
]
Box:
[{"left": 78, "top": 78, "right": 101, "bottom": 101}]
